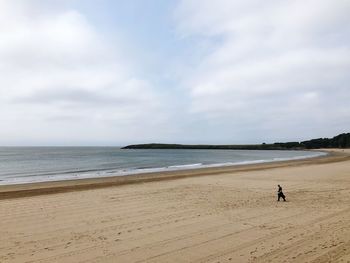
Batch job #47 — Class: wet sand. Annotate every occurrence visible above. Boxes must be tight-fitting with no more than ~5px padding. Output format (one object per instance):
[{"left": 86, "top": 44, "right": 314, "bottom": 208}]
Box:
[{"left": 0, "top": 149, "right": 349, "bottom": 262}]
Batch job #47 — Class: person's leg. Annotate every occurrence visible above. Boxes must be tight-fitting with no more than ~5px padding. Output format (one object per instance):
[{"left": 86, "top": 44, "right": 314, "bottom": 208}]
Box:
[{"left": 278, "top": 194, "right": 281, "bottom": 201}]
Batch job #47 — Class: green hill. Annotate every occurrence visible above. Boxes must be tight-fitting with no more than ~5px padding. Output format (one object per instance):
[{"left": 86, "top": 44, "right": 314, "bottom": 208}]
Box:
[{"left": 122, "top": 133, "right": 350, "bottom": 150}]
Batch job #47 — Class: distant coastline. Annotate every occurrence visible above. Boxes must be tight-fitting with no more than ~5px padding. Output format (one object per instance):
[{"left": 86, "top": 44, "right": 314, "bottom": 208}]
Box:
[
  {"left": 122, "top": 133, "right": 350, "bottom": 150},
  {"left": 122, "top": 143, "right": 300, "bottom": 150}
]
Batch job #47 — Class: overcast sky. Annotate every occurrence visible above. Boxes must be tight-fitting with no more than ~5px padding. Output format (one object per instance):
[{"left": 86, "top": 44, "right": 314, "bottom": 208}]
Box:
[{"left": 0, "top": 0, "right": 349, "bottom": 146}]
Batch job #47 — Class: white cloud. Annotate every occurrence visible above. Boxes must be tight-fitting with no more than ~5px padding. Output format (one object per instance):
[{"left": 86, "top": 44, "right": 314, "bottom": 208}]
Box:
[
  {"left": 1, "top": 0, "right": 349, "bottom": 145},
  {"left": 0, "top": 0, "right": 163, "bottom": 145},
  {"left": 174, "top": 0, "right": 350, "bottom": 142}
]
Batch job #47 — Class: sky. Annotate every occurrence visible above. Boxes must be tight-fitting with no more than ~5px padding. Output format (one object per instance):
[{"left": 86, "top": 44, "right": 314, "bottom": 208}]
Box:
[{"left": 0, "top": 0, "right": 349, "bottom": 146}]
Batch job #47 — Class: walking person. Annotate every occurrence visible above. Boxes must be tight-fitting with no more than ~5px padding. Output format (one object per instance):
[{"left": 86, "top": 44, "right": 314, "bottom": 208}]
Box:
[{"left": 277, "top": 184, "right": 286, "bottom": 201}]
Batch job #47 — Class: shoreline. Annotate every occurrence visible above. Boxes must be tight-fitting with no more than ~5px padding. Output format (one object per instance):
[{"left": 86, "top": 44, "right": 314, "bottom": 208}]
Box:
[
  {"left": 1, "top": 148, "right": 350, "bottom": 262},
  {"left": 0, "top": 149, "right": 347, "bottom": 200},
  {"left": 0, "top": 149, "right": 327, "bottom": 186}
]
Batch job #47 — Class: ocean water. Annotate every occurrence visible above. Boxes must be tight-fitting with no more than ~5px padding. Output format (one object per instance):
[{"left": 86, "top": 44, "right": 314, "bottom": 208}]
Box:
[{"left": 0, "top": 147, "right": 325, "bottom": 185}]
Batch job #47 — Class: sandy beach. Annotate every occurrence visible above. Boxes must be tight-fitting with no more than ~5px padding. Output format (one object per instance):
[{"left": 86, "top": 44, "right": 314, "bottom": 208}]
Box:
[{"left": 0, "top": 149, "right": 349, "bottom": 263}]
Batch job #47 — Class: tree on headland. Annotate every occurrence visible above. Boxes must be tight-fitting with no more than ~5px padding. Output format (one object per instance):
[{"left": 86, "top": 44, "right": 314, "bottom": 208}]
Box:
[{"left": 301, "top": 133, "right": 350, "bottom": 149}]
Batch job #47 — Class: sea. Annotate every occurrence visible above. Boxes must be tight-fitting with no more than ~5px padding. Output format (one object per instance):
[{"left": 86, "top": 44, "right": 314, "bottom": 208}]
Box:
[{"left": 0, "top": 147, "right": 326, "bottom": 185}]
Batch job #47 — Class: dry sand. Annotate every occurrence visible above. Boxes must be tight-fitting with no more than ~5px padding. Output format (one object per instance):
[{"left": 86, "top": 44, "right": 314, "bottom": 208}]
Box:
[{"left": 0, "top": 149, "right": 349, "bottom": 263}]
